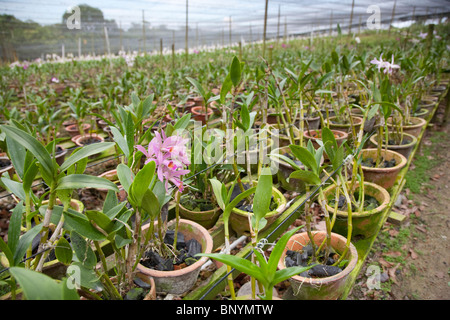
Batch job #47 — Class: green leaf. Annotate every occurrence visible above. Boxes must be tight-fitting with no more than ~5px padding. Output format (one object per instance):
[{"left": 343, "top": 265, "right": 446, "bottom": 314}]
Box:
[
  {"left": 223, "top": 186, "right": 256, "bottom": 222},
  {"left": 8, "top": 202, "right": 24, "bottom": 254},
  {"left": 0, "top": 125, "right": 54, "bottom": 179},
  {"left": 70, "top": 231, "right": 97, "bottom": 268},
  {"left": 289, "top": 145, "right": 317, "bottom": 173},
  {"left": 56, "top": 174, "right": 119, "bottom": 192},
  {"left": 230, "top": 56, "right": 241, "bottom": 87},
  {"left": 196, "top": 252, "right": 265, "bottom": 284},
  {"left": 0, "top": 237, "right": 13, "bottom": 266},
  {"left": 55, "top": 237, "right": 73, "bottom": 265},
  {"left": 63, "top": 211, "right": 106, "bottom": 241},
  {"left": 173, "top": 113, "right": 192, "bottom": 131},
  {"left": 140, "top": 189, "right": 160, "bottom": 220},
  {"left": 1, "top": 177, "right": 25, "bottom": 202},
  {"left": 13, "top": 224, "right": 43, "bottom": 266},
  {"left": 117, "top": 163, "right": 134, "bottom": 193},
  {"left": 289, "top": 169, "right": 321, "bottom": 185},
  {"left": 5, "top": 136, "right": 26, "bottom": 178},
  {"left": 129, "top": 160, "right": 155, "bottom": 206},
  {"left": 220, "top": 74, "right": 232, "bottom": 104},
  {"left": 60, "top": 142, "right": 115, "bottom": 172},
  {"left": 85, "top": 210, "right": 113, "bottom": 232},
  {"left": 209, "top": 178, "right": 225, "bottom": 210},
  {"left": 186, "top": 77, "right": 206, "bottom": 99},
  {"left": 110, "top": 126, "right": 130, "bottom": 159},
  {"left": 252, "top": 168, "right": 272, "bottom": 230},
  {"left": 9, "top": 267, "right": 73, "bottom": 300},
  {"left": 103, "top": 190, "right": 119, "bottom": 214}
]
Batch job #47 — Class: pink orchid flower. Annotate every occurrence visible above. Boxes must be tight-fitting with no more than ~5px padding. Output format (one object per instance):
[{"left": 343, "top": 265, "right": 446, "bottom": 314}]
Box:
[{"left": 136, "top": 130, "right": 190, "bottom": 193}]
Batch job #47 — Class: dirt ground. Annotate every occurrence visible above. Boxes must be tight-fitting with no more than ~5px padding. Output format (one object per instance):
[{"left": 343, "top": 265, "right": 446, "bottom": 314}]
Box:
[{"left": 348, "top": 97, "right": 450, "bottom": 300}]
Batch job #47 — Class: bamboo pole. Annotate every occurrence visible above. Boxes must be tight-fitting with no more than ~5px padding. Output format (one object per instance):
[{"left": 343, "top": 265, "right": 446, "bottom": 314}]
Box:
[
  {"left": 262, "top": 0, "right": 269, "bottom": 58},
  {"left": 348, "top": 0, "right": 355, "bottom": 37}
]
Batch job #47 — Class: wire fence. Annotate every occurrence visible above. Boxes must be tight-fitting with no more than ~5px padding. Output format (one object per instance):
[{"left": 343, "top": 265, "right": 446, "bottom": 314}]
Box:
[{"left": 1, "top": 0, "right": 449, "bottom": 62}]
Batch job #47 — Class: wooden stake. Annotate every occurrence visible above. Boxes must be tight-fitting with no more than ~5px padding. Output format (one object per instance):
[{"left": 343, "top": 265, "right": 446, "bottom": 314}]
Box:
[
  {"left": 185, "top": 0, "right": 188, "bottom": 63},
  {"left": 262, "top": 0, "right": 269, "bottom": 58},
  {"left": 348, "top": 0, "right": 355, "bottom": 37},
  {"left": 277, "top": 5, "right": 280, "bottom": 44},
  {"left": 388, "top": 0, "right": 397, "bottom": 36},
  {"left": 142, "top": 10, "right": 146, "bottom": 53}
]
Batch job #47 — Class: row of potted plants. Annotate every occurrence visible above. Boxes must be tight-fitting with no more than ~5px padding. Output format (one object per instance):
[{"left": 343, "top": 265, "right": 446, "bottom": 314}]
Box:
[{"left": 0, "top": 25, "right": 448, "bottom": 300}]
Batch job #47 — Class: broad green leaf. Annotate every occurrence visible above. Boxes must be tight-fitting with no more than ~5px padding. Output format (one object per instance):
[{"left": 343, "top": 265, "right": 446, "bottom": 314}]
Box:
[
  {"left": 5, "top": 136, "right": 25, "bottom": 178},
  {"left": 63, "top": 211, "right": 106, "bottom": 241},
  {"left": 85, "top": 210, "right": 113, "bottom": 232},
  {"left": 56, "top": 174, "right": 119, "bottom": 192},
  {"left": 9, "top": 267, "right": 72, "bottom": 300},
  {"left": 129, "top": 160, "right": 155, "bottom": 206},
  {"left": 230, "top": 56, "right": 241, "bottom": 87},
  {"left": 289, "top": 169, "right": 321, "bottom": 185},
  {"left": 196, "top": 253, "right": 265, "bottom": 284},
  {"left": 55, "top": 237, "right": 73, "bottom": 265},
  {"left": 186, "top": 77, "right": 206, "bottom": 98},
  {"left": 117, "top": 163, "right": 134, "bottom": 193},
  {"left": 0, "top": 237, "right": 13, "bottom": 266},
  {"left": 289, "top": 145, "right": 318, "bottom": 173},
  {"left": 13, "top": 224, "right": 43, "bottom": 266},
  {"left": 252, "top": 168, "right": 272, "bottom": 230},
  {"left": 70, "top": 231, "right": 97, "bottom": 268},
  {"left": 140, "top": 189, "right": 160, "bottom": 220},
  {"left": 0, "top": 125, "right": 54, "bottom": 179},
  {"left": 209, "top": 178, "right": 225, "bottom": 211},
  {"left": 110, "top": 126, "right": 130, "bottom": 159},
  {"left": 173, "top": 113, "right": 192, "bottom": 131},
  {"left": 220, "top": 74, "right": 232, "bottom": 104},
  {"left": 223, "top": 186, "right": 256, "bottom": 222},
  {"left": 60, "top": 142, "right": 115, "bottom": 172},
  {"left": 8, "top": 202, "right": 23, "bottom": 254},
  {"left": 1, "top": 177, "right": 25, "bottom": 202}
]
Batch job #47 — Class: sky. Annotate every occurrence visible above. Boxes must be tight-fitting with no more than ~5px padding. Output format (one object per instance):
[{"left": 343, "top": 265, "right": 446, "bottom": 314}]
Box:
[{"left": 0, "top": 0, "right": 449, "bottom": 35}]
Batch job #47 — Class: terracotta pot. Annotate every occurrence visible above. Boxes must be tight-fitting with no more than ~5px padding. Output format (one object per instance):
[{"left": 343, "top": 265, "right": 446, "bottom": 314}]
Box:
[
  {"left": 97, "top": 169, "right": 121, "bottom": 200},
  {"left": 360, "top": 148, "right": 407, "bottom": 190},
  {"left": 326, "top": 116, "right": 363, "bottom": 137},
  {"left": 369, "top": 132, "right": 417, "bottom": 159},
  {"left": 54, "top": 145, "right": 68, "bottom": 166},
  {"left": 303, "top": 129, "right": 348, "bottom": 157},
  {"left": 412, "top": 108, "right": 430, "bottom": 119},
  {"left": 271, "top": 146, "right": 324, "bottom": 192},
  {"left": 386, "top": 117, "right": 427, "bottom": 138},
  {"left": 0, "top": 156, "right": 15, "bottom": 179},
  {"left": 277, "top": 231, "right": 358, "bottom": 300},
  {"left": 191, "top": 106, "right": 213, "bottom": 124},
  {"left": 229, "top": 180, "right": 287, "bottom": 235},
  {"left": 73, "top": 133, "right": 104, "bottom": 147},
  {"left": 323, "top": 181, "right": 390, "bottom": 239},
  {"left": 177, "top": 101, "right": 195, "bottom": 113},
  {"left": 419, "top": 99, "right": 436, "bottom": 109},
  {"left": 176, "top": 190, "right": 222, "bottom": 230},
  {"left": 137, "top": 219, "right": 213, "bottom": 295},
  {"left": 65, "top": 123, "right": 91, "bottom": 137}
]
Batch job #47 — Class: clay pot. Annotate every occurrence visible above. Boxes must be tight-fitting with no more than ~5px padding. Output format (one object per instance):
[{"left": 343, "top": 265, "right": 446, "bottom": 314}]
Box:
[
  {"left": 65, "top": 123, "right": 91, "bottom": 137},
  {"left": 386, "top": 117, "right": 427, "bottom": 138},
  {"left": 54, "top": 145, "right": 68, "bottom": 166},
  {"left": 229, "top": 180, "right": 287, "bottom": 235},
  {"left": 360, "top": 148, "right": 407, "bottom": 190},
  {"left": 419, "top": 99, "right": 436, "bottom": 110},
  {"left": 303, "top": 129, "right": 348, "bottom": 155},
  {"left": 177, "top": 101, "right": 196, "bottom": 113},
  {"left": 191, "top": 106, "right": 213, "bottom": 125},
  {"left": 369, "top": 132, "right": 417, "bottom": 159},
  {"left": 326, "top": 116, "right": 363, "bottom": 137},
  {"left": 271, "top": 146, "right": 324, "bottom": 192},
  {"left": 137, "top": 219, "right": 213, "bottom": 295},
  {"left": 176, "top": 191, "right": 222, "bottom": 230},
  {"left": 72, "top": 133, "right": 104, "bottom": 147},
  {"left": 323, "top": 181, "right": 390, "bottom": 239},
  {"left": 277, "top": 231, "right": 358, "bottom": 300},
  {"left": 413, "top": 108, "right": 430, "bottom": 119}
]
